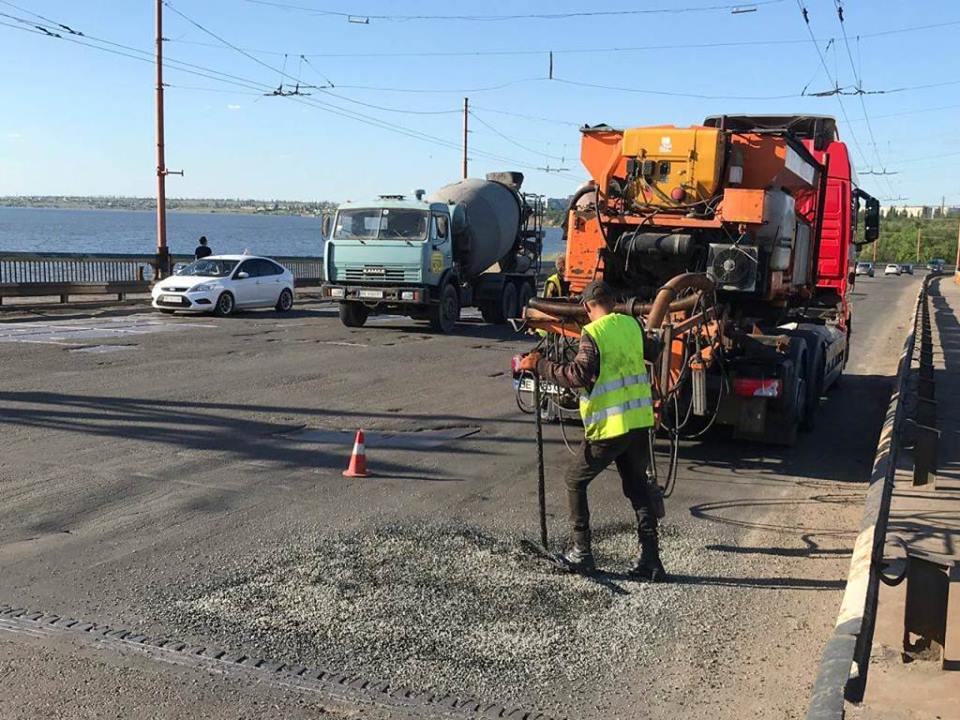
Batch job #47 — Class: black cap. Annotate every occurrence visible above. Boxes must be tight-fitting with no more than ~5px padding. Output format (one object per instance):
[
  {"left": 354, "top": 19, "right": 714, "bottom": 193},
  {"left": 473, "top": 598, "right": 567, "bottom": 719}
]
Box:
[{"left": 581, "top": 279, "right": 613, "bottom": 303}]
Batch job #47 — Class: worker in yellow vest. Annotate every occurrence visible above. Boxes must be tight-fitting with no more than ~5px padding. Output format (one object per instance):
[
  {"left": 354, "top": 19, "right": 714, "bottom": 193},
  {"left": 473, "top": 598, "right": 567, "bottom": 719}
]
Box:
[
  {"left": 542, "top": 256, "right": 569, "bottom": 298},
  {"left": 517, "top": 280, "right": 665, "bottom": 581}
]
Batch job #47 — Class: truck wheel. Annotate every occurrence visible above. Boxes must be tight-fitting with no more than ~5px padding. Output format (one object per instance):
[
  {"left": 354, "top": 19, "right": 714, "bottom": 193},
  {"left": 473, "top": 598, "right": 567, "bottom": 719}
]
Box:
[
  {"left": 429, "top": 283, "right": 460, "bottom": 334},
  {"left": 518, "top": 281, "right": 534, "bottom": 314},
  {"left": 800, "top": 349, "right": 825, "bottom": 431},
  {"left": 339, "top": 302, "right": 368, "bottom": 328},
  {"left": 500, "top": 282, "right": 519, "bottom": 322},
  {"left": 480, "top": 302, "right": 504, "bottom": 324}
]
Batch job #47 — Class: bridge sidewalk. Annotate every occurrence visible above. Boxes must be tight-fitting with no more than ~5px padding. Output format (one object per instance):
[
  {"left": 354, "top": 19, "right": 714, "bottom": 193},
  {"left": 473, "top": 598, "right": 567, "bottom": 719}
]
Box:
[{"left": 851, "top": 274, "right": 960, "bottom": 719}]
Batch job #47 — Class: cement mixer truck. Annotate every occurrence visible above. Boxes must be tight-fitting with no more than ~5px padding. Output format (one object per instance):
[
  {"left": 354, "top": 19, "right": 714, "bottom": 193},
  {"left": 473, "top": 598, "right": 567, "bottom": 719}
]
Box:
[{"left": 321, "top": 172, "right": 544, "bottom": 333}]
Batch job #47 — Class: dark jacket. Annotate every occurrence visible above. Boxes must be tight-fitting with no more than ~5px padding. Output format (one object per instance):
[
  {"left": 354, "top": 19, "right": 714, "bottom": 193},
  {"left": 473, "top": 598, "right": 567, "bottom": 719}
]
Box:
[
  {"left": 195, "top": 245, "right": 213, "bottom": 259},
  {"left": 535, "top": 314, "right": 659, "bottom": 393}
]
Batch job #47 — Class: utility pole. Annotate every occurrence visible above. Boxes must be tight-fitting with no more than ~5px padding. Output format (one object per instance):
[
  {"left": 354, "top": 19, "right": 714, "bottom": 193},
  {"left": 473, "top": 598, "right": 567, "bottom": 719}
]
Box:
[
  {"left": 462, "top": 97, "right": 469, "bottom": 180},
  {"left": 916, "top": 227, "right": 922, "bottom": 263},
  {"left": 155, "top": 0, "right": 169, "bottom": 278}
]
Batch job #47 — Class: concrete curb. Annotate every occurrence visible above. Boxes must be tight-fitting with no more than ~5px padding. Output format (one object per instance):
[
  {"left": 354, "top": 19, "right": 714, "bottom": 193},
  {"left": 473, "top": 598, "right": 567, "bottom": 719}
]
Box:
[{"left": 805, "top": 274, "right": 936, "bottom": 719}]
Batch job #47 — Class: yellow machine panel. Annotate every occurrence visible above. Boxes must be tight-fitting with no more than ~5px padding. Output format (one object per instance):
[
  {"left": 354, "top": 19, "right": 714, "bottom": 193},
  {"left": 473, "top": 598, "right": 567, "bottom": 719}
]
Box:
[{"left": 621, "top": 125, "right": 726, "bottom": 207}]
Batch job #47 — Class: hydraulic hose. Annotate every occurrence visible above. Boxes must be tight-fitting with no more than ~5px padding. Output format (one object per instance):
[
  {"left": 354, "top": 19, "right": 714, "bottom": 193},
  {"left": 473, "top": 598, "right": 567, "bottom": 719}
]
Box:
[
  {"left": 646, "top": 273, "right": 716, "bottom": 329},
  {"left": 527, "top": 293, "right": 702, "bottom": 323}
]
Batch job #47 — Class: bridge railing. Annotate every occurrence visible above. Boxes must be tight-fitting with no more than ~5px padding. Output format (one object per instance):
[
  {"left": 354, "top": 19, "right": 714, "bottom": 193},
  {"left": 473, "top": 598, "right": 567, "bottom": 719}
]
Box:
[
  {"left": 0, "top": 252, "right": 324, "bottom": 304},
  {"left": 805, "top": 272, "right": 939, "bottom": 719}
]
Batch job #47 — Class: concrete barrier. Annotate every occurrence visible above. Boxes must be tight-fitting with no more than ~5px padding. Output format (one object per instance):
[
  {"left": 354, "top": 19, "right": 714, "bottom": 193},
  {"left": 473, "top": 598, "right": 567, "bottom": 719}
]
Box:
[{"left": 805, "top": 274, "right": 937, "bottom": 718}]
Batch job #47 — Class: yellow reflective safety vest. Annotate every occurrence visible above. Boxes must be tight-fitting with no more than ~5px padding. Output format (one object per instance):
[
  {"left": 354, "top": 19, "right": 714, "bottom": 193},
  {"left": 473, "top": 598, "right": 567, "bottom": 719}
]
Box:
[
  {"left": 580, "top": 313, "right": 655, "bottom": 440},
  {"left": 543, "top": 273, "right": 563, "bottom": 298}
]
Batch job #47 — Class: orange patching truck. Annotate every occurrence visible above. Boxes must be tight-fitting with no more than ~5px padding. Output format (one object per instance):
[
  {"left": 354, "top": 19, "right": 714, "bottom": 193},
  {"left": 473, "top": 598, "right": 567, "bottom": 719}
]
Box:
[{"left": 521, "top": 115, "right": 880, "bottom": 444}]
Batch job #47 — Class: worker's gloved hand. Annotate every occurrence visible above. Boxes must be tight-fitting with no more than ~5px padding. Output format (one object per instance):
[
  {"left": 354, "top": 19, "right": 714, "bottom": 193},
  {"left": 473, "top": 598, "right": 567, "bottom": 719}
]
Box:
[{"left": 518, "top": 351, "right": 542, "bottom": 372}]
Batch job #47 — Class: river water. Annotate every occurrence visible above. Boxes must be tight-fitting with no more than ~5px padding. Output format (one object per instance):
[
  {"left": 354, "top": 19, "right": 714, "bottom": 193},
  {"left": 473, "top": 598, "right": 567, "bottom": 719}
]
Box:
[{"left": 0, "top": 207, "right": 564, "bottom": 258}]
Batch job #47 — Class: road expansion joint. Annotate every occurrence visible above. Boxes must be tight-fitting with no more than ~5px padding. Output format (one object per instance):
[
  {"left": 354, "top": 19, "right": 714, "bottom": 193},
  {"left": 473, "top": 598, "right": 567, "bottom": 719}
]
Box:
[{"left": 0, "top": 603, "right": 559, "bottom": 720}]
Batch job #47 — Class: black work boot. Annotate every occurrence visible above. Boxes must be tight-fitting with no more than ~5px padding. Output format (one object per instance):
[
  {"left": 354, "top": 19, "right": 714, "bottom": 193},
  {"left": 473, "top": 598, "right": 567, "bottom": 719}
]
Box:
[
  {"left": 630, "top": 535, "right": 667, "bottom": 582},
  {"left": 558, "top": 530, "right": 595, "bottom": 572}
]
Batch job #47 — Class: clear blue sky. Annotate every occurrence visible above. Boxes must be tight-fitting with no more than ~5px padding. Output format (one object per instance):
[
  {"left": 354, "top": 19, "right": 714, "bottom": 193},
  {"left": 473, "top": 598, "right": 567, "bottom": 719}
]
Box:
[{"left": 0, "top": 0, "right": 957, "bottom": 204}]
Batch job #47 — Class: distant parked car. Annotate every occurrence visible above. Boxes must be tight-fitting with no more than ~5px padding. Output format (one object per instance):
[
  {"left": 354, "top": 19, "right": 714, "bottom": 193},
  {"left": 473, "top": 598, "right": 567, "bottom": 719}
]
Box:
[
  {"left": 928, "top": 260, "right": 945, "bottom": 272},
  {"left": 884, "top": 263, "right": 902, "bottom": 276},
  {"left": 855, "top": 262, "right": 874, "bottom": 277},
  {"left": 152, "top": 255, "right": 295, "bottom": 316},
  {"left": 900, "top": 264, "right": 913, "bottom": 275}
]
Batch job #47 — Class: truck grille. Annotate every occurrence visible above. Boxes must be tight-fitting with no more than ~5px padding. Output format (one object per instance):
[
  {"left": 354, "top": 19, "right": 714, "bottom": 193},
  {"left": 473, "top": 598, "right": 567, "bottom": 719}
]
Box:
[{"left": 341, "top": 264, "right": 422, "bottom": 283}]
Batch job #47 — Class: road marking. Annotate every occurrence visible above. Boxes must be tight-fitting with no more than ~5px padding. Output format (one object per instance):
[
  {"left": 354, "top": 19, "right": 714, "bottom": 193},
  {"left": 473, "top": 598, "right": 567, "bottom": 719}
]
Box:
[{"left": 0, "top": 314, "right": 213, "bottom": 345}]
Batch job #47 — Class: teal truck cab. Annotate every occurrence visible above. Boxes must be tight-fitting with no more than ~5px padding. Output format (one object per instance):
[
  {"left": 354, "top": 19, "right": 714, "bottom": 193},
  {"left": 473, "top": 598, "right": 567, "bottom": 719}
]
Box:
[{"left": 322, "top": 173, "right": 543, "bottom": 333}]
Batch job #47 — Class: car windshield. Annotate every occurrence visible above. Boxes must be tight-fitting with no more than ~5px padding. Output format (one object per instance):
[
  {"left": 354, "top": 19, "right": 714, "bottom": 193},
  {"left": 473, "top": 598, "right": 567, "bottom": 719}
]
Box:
[
  {"left": 176, "top": 259, "right": 239, "bottom": 277},
  {"left": 857, "top": 263, "right": 870, "bottom": 269},
  {"left": 333, "top": 208, "right": 429, "bottom": 241}
]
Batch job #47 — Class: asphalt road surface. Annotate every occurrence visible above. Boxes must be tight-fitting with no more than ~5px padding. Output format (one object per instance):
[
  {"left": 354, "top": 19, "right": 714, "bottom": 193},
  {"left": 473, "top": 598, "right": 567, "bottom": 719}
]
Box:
[{"left": 0, "top": 274, "right": 922, "bottom": 719}]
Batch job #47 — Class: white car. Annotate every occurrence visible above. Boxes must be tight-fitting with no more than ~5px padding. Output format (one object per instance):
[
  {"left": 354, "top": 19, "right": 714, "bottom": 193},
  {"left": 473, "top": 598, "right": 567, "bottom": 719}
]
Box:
[
  {"left": 152, "top": 255, "right": 295, "bottom": 315},
  {"left": 884, "top": 263, "right": 901, "bottom": 276}
]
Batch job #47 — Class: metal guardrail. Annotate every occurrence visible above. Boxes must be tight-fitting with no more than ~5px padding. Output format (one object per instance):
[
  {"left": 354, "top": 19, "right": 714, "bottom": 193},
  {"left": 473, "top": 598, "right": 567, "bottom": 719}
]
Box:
[
  {"left": 806, "top": 273, "right": 939, "bottom": 719},
  {"left": 0, "top": 251, "right": 324, "bottom": 304}
]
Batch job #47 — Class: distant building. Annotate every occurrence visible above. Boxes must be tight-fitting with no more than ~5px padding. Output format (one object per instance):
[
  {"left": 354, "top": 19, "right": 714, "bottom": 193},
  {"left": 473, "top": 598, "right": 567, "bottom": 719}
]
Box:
[{"left": 881, "top": 205, "right": 934, "bottom": 219}]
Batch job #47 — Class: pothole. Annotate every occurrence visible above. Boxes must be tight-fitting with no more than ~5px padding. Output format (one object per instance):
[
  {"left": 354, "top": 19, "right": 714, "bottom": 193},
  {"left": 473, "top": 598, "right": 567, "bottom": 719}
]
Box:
[{"left": 168, "top": 522, "right": 685, "bottom": 704}]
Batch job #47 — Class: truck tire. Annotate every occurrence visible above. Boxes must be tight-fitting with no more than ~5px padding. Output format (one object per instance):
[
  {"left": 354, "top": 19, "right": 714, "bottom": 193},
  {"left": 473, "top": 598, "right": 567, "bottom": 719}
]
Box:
[
  {"left": 500, "top": 282, "right": 519, "bottom": 322},
  {"left": 800, "top": 347, "right": 825, "bottom": 431},
  {"left": 480, "top": 302, "right": 504, "bottom": 324},
  {"left": 429, "top": 282, "right": 460, "bottom": 334},
  {"left": 480, "top": 281, "right": 517, "bottom": 325},
  {"left": 339, "top": 302, "right": 368, "bottom": 328},
  {"left": 765, "top": 339, "right": 807, "bottom": 446},
  {"left": 518, "top": 280, "right": 535, "bottom": 314}
]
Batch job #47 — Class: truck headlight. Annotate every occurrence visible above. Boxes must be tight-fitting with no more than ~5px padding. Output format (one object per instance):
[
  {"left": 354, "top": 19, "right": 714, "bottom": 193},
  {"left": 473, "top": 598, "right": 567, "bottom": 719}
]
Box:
[{"left": 330, "top": 287, "right": 345, "bottom": 298}]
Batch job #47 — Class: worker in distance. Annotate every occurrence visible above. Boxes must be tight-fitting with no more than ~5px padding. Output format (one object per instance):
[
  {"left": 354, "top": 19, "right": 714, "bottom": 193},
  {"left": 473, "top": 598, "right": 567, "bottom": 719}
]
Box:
[
  {"left": 542, "top": 255, "right": 569, "bottom": 298},
  {"left": 518, "top": 280, "right": 666, "bottom": 581}
]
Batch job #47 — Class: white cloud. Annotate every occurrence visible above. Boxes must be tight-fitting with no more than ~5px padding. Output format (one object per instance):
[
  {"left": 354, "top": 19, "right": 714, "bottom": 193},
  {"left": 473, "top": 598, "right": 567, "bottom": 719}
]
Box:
[{"left": 226, "top": 104, "right": 242, "bottom": 111}]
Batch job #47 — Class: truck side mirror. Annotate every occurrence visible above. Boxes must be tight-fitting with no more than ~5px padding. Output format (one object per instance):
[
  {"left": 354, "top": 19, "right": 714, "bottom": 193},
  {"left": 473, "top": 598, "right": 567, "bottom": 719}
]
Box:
[
  {"left": 864, "top": 196, "right": 880, "bottom": 243},
  {"left": 322, "top": 214, "right": 332, "bottom": 238}
]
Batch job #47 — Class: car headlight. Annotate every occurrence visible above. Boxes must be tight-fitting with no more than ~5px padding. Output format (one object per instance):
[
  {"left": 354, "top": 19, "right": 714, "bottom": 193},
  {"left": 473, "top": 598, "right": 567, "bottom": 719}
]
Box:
[{"left": 189, "top": 283, "right": 215, "bottom": 293}]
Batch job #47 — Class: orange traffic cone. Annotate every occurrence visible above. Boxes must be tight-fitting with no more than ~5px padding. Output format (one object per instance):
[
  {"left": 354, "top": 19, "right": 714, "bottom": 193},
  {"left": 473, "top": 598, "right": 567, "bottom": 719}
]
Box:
[{"left": 342, "top": 429, "right": 371, "bottom": 477}]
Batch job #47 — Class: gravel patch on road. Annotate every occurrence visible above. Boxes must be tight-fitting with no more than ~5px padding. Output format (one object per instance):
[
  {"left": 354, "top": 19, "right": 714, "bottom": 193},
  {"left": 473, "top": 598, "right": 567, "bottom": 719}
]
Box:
[{"left": 161, "top": 521, "right": 711, "bottom": 707}]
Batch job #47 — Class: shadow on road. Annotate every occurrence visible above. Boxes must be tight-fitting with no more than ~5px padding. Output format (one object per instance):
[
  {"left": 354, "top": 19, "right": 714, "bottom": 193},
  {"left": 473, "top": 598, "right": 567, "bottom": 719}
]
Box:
[{"left": 0, "top": 390, "right": 532, "bottom": 479}]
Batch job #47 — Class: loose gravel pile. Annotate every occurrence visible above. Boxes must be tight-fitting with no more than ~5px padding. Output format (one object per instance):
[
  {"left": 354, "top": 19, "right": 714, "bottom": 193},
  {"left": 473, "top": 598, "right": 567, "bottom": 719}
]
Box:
[{"left": 164, "top": 521, "right": 710, "bottom": 705}]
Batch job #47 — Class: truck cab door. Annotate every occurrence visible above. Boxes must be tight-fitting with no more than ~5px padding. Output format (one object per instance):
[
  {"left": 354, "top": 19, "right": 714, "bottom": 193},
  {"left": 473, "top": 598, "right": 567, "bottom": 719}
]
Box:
[{"left": 428, "top": 213, "right": 452, "bottom": 282}]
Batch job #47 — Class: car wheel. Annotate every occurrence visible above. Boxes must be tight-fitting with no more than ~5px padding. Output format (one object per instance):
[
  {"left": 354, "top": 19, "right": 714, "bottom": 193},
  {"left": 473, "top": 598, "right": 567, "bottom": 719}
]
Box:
[
  {"left": 429, "top": 282, "right": 460, "bottom": 334},
  {"left": 275, "top": 288, "right": 293, "bottom": 312},
  {"left": 339, "top": 302, "right": 368, "bottom": 328},
  {"left": 214, "top": 291, "right": 235, "bottom": 316}
]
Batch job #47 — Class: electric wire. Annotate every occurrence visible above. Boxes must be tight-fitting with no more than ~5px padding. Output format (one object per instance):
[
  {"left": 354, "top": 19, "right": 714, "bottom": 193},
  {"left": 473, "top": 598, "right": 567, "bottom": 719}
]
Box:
[
  {"left": 794, "top": 0, "right": 869, "bottom": 171},
  {"left": 164, "top": 17, "right": 960, "bottom": 58},
  {"left": 468, "top": 110, "right": 568, "bottom": 162},
  {"left": 241, "top": 0, "right": 788, "bottom": 22},
  {"left": 0, "top": 10, "right": 584, "bottom": 183},
  {"left": 833, "top": 1, "right": 896, "bottom": 198}
]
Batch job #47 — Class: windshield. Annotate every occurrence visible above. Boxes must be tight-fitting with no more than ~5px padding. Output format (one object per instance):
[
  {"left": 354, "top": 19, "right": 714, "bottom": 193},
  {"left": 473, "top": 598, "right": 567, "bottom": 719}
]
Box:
[
  {"left": 857, "top": 263, "right": 870, "bottom": 269},
  {"left": 176, "top": 259, "right": 239, "bottom": 277},
  {"left": 334, "top": 208, "right": 429, "bottom": 241}
]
